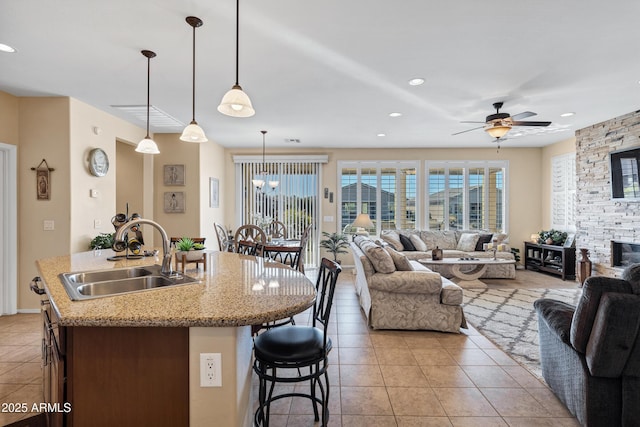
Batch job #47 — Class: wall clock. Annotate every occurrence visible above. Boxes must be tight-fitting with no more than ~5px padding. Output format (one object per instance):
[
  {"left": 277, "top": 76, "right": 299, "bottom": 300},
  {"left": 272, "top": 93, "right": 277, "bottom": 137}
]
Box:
[{"left": 89, "top": 148, "right": 109, "bottom": 177}]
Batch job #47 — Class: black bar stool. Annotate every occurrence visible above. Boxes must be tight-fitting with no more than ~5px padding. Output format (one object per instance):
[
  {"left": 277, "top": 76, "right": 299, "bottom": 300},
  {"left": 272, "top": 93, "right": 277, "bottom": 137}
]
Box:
[{"left": 252, "top": 258, "right": 342, "bottom": 426}]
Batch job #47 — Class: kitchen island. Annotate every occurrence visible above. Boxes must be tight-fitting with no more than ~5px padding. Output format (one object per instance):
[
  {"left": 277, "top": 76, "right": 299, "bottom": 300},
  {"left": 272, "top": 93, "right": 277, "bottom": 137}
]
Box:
[{"left": 36, "top": 250, "right": 316, "bottom": 427}]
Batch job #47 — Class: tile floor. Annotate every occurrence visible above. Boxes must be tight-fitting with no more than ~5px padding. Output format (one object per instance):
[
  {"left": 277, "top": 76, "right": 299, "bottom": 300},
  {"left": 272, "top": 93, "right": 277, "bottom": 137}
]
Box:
[{"left": 0, "top": 271, "right": 580, "bottom": 427}]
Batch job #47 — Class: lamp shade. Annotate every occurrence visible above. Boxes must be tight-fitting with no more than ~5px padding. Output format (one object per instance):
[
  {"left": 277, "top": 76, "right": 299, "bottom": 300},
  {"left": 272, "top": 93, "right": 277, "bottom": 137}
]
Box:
[
  {"left": 352, "top": 213, "right": 374, "bottom": 229},
  {"left": 135, "top": 136, "right": 160, "bottom": 154},
  {"left": 180, "top": 121, "right": 208, "bottom": 143},
  {"left": 217, "top": 84, "right": 255, "bottom": 117},
  {"left": 485, "top": 123, "right": 511, "bottom": 139}
]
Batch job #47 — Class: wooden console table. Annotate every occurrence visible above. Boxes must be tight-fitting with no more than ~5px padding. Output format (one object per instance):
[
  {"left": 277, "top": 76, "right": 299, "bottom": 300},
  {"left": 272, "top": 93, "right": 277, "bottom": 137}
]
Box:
[{"left": 524, "top": 242, "right": 576, "bottom": 280}]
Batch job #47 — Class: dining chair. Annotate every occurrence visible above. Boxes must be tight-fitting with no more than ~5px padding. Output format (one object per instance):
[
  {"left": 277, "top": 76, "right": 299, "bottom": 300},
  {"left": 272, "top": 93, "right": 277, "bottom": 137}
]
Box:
[
  {"left": 234, "top": 225, "right": 266, "bottom": 256},
  {"left": 214, "top": 222, "right": 231, "bottom": 252},
  {"left": 267, "top": 220, "right": 287, "bottom": 239},
  {"left": 252, "top": 258, "right": 342, "bottom": 426}
]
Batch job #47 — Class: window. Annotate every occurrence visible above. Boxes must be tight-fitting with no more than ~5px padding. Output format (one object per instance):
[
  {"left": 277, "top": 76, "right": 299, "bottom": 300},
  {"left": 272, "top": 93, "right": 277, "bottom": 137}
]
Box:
[
  {"left": 234, "top": 155, "right": 328, "bottom": 268},
  {"left": 551, "top": 153, "right": 576, "bottom": 231},
  {"left": 426, "top": 161, "right": 507, "bottom": 232},
  {"left": 338, "top": 162, "right": 418, "bottom": 234}
]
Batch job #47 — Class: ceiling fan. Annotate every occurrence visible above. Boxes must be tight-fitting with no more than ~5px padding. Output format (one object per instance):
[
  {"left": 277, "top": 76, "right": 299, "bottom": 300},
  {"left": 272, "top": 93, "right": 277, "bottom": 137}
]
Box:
[{"left": 452, "top": 102, "right": 551, "bottom": 139}]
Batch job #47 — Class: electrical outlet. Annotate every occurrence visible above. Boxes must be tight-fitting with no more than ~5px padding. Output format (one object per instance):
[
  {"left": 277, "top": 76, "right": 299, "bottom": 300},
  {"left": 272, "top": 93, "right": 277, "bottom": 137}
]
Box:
[{"left": 200, "top": 353, "right": 222, "bottom": 387}]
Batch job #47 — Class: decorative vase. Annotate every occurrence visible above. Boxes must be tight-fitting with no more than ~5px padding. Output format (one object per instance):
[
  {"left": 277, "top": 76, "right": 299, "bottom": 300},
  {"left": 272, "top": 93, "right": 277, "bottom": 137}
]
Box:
[
  {"left": 578, "top": 248, "right": 592, "bottom": 286},
  {"left": 432, "top": 246, "right": 443, "bottom": 261},
  {"left": 545, "top": 238, "right": 554, "bottom": 245}
]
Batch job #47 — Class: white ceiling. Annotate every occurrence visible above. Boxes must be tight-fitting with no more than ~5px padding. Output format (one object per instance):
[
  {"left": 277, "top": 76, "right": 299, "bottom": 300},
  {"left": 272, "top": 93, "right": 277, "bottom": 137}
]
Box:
[{"left": 2, "top": 0, "right": 640, "bottom": 149}]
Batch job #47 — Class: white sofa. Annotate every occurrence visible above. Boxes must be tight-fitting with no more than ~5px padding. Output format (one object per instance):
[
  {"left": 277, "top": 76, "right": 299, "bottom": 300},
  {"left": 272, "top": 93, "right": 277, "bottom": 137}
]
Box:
[
  {"left": 380, "top": 229, "right": 516, "bottom": 279},
  {"left": 350, "top": 237, "right": 466, "bottom": 333}
]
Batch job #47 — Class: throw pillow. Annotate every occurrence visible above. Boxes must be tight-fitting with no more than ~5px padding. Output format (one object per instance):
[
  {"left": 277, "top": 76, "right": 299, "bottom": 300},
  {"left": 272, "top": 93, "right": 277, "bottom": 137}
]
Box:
[
  {"left": 475, "top": 233, "right": 494, "bottom": 251},
  {"left": 622, "top": 263, "right": 640, "bottom": 294},
  {"left": 360, "top": 240, "right": 396, "bottom": 274},
  {"left": 409, "top": 234, "right": 427, "bottom": 251},
  {"left": 399, "top": 234, "right": 416, "bottom": 251},
  {"left": 385, "top": 247, "right": 414, "bottom": 271},
  {"left": 457, "top": 233, "right": 480, "bottom": 252},
  {"left": 380, "top": 231, "right": 404, "bottom": 251}
]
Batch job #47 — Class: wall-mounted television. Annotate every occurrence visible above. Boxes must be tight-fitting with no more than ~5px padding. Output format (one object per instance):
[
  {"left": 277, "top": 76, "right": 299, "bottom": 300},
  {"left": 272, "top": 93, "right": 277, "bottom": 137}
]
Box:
[{"left": 610, "top": 146, "right": 640, "bottom": 200}]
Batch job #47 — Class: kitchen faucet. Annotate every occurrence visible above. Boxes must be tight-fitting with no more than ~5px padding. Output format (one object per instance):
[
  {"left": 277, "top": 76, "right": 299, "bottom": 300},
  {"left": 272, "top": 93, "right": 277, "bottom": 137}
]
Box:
[{"left": 114, "top": 218, "right": 173, "bottom": 275}]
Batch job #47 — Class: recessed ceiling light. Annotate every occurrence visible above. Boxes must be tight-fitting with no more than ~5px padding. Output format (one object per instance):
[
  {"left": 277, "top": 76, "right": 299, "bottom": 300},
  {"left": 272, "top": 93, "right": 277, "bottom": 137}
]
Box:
[
  {"left": 389, "top": 112, "right": 402, "bottom": 118},
  {"left": 408, "top": 78, "right": 425, "bottom": 86},
  {"left": 377, "top": 133, "right": 386, "bottom": 137},
  {"left": 0, "top": 43, "right": 16, "bottom": 53},
  {"left": 560, "top": 112, "right": 575, "bottom": 117}
]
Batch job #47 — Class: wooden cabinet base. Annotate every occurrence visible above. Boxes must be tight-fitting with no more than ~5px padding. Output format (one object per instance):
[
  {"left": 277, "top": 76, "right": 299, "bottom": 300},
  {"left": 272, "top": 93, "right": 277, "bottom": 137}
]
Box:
[{"left": 66, "top": 327, "right": 189, "bottom": 427}]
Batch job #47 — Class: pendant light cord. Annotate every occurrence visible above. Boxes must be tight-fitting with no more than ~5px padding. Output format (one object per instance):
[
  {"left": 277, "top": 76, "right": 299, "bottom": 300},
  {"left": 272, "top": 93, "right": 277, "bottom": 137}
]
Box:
[
  {"left": 235, "top": 0, "right": 240, "bottom": 85},
  {"left": 191, "top": 23, "right": 196, "bottom": 122},
  {"left": 146, "top": 54, "right": 151, "bottom": 138}
]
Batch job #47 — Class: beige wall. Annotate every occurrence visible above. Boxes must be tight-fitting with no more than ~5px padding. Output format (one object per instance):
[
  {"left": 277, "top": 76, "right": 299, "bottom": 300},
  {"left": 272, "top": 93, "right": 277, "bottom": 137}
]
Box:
[
  {"left": 116, "top": 140, "right": 144, "bottom": 219},
  {"left": 225, "top": 146, "right": 545, "bottom": 263},
  {"left": 541, "top": 137, "right": 577, "bottom": 231},
  {"left": 12, "top": 95, "right": 147, "bottom": 310},
  {"left": 18, "top": 97, "right": 72, "bottom": 310},
  {"left": 0, "top": 91, "right": 19, "bottom": 144},
  {"left": 153, "top": 134, "right": 201, "bottom": 240},
  {"left": 68, "top": 98, "right": 147, "bottom": 254},
  {"left": 198, "top": 136, "right": 227, "bottom": 250}
]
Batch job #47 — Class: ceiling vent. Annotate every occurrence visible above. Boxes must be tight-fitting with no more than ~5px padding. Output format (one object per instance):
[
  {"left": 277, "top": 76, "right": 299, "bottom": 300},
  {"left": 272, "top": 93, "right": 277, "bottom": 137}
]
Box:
[
  {"left": 111, "top": 105, "right": 184, "bottom": 130},
  {"left": 284, "top": 138, "right": 301, "bottom": 144}
]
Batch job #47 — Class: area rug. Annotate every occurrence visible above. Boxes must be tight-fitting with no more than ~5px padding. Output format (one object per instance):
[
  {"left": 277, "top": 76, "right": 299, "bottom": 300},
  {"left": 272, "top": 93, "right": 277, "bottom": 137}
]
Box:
[{"left": 463, "top": 288, "right": 582, "bottom": 379}]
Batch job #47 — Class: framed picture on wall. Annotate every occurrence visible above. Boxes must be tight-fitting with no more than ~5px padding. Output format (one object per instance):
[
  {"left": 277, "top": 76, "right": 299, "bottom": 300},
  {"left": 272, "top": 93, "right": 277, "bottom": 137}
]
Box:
[
  {"left": 564, "top": 233, "right": 575, "bottom": 247},
  {"left": 164, "top": 191, "right": 185, "bottom": 213},
  {"left": 164, "top": 164, "right": 185, "bottom": 186},
  {"left": 210, "top": 177, "right": 219, "bottom": 208}
]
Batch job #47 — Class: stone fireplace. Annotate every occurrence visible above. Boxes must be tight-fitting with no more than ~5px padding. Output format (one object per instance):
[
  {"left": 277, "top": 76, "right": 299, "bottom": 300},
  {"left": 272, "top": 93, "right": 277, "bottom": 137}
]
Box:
[
  {"left": 611, "top": 240, "right": 640, "bottom": 267},
  {"left": 575, "top": 109, "right": 640, "bottom": 277}
]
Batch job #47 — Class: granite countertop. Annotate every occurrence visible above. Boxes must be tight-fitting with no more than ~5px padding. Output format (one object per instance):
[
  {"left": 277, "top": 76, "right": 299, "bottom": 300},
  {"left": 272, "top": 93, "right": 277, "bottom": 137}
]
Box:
[{"left": 36, "top": 250, "right": 316, "bottom": 328}]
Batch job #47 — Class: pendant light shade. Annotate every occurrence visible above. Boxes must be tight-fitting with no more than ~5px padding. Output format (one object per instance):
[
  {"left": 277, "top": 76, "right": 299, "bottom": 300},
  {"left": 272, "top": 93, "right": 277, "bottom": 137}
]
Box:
[
  {"left": 136, "top": 50, "right": 160, "bottom": 154},
  {"left": 218, "top": 0, "right": 255, "bottom": 118},
  {"left": 180, "top": 16, "right": 208, "bottom": 143}
]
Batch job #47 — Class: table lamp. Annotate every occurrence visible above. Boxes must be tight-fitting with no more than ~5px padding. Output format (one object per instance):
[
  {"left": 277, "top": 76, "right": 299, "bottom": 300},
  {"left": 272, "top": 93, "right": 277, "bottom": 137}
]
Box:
[{"left": 351, "top": 213, "right": 374, "bottom": 239}]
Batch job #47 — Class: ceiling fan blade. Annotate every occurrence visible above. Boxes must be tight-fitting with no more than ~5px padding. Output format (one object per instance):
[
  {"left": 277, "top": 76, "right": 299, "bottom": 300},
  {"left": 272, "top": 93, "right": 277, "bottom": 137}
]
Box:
[
  {"left": 452, "top": 126, "right": 484, "bottom": 136},
  {"left": 511, "top": 120, "right": 551, "bottom": 127},
  {"left": 511, "top": 111, "right": 537, "bottom": 120},
  {"left": 460, "top": 121, "right": 486, "bottom": 124}
]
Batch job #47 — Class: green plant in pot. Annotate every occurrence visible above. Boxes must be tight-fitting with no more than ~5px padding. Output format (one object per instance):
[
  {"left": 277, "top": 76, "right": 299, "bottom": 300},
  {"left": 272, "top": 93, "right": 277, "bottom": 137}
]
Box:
[
  {"left": 175, "top": 237, "right": 206, "bottom": 261},
  {"left": 319, "top": 231, "right": 350, "bottom": 263},
  {"left": 537, "top": 229, "right": 567, "bottom": 246},
  {"left": 89, "top": 232, "right": 115, "bottom": 250}
]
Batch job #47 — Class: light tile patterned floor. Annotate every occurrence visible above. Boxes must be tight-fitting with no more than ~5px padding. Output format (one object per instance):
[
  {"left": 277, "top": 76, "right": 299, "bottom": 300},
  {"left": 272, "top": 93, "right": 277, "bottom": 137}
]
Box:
[{"left": 1, "top": 271, "right": 580, "bottom": 426}]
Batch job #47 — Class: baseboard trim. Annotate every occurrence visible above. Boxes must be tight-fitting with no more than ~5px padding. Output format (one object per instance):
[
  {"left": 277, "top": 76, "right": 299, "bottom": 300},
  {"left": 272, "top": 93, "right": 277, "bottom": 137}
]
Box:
[{"left": 17, "top": 309, "right": 40, "bottom": 314}]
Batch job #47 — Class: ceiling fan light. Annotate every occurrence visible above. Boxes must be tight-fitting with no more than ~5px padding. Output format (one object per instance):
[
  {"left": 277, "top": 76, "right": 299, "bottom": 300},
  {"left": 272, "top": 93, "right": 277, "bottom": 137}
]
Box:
[
  {"left": 252, "top": 178, "right": 265, "bottom": 189},
  {"left": 485, "top": 124, "right": 511, "bottom": 139},
  {"left": 217, "top": 84, "right": 255, "bottom": 117},
  {"left": 268, "top": 180, "right": 279, "bottom": 189},
  {"left": 180, "top": 121, "right": 208, "bottom": 143},
  {"left": 135, "top": 136, "right": 160, "bottom": 154}
]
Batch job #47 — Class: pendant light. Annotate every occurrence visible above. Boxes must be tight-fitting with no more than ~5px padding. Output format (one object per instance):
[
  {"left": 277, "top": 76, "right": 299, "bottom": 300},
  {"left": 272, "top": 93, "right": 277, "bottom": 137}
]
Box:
[
  {"left": 217, "top": 0, "right": 255, "bottom": 117},
  {"left": 180, "top": 16, "right": 208, "bottom": 143},
  {"left": 135, "top": 50, "right": 160, "bottom": 154},
  {"left": 252, "top": 130, "right": 278, "bottom": 191}
]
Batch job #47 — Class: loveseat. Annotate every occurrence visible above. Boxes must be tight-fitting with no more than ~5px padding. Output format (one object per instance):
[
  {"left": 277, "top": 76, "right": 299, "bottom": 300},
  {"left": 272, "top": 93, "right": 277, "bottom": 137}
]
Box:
[
  {"left": 380, "top": 229, "right": 516, "bottom": 279},
  {"left": 350, "top": 237, "right": 466, "bottom": 333},
  {"left": 534, "top": 268, "right": 640, "bottom": 426}
]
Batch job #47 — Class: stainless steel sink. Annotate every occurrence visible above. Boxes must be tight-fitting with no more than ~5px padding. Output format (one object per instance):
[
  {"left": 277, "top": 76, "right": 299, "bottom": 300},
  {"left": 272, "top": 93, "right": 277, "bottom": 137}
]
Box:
[
  {"left": 64, "top": 267, "right": 154, "bottom": 284},
  {"left": 59, "top": 265, "right": 199, "bottom": 300}
]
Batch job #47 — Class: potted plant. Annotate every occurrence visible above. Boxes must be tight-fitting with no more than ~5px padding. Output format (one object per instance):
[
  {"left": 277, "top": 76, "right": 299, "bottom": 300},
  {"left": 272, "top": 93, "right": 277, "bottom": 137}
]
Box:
[
  {"left": 175, "top": 237, "right": 206, "bottom": 261},
  {"left": 89, "top": 232, "right": 115, "bottom": 250},
  {"left": 319, "top": 231, "right": 350, "bottom": 263},
  {"left": 537, "top": 229, "right": 567, "bottom": 246}
]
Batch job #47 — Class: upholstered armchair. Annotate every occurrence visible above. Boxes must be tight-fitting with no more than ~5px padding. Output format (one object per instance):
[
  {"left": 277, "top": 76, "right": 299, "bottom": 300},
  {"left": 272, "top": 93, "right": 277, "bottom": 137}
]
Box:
[{"left": 534, "top": 270, "right": 640, "bottom": 426}]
